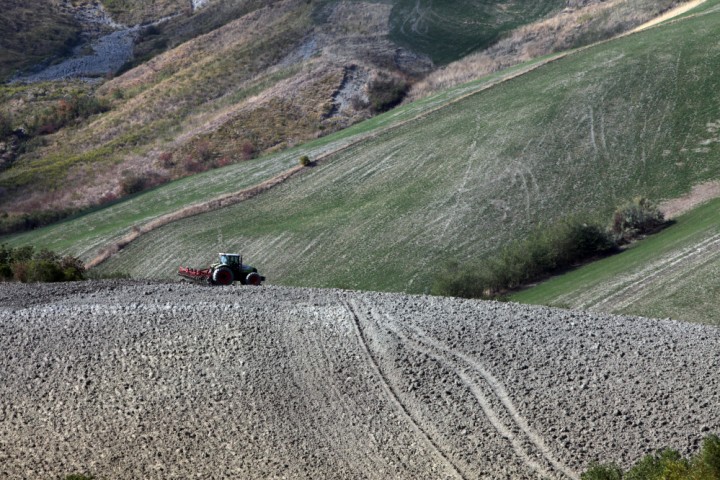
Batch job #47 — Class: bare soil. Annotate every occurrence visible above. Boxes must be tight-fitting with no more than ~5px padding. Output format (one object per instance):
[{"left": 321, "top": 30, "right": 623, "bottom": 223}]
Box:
[
  {"left": 1, "top": 281, "right": 718, "bottom": 479},
  {"left": 659, "top": 180, "right": 720, "bottom": 219}
]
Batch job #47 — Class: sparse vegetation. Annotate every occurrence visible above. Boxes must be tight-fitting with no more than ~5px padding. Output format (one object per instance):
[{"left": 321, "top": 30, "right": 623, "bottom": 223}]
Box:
[
  {"left": 30, "top": 93, "right": 110, "bottom": 136},
  {"left": 0, "top": 0, "right": 81, "bottom": 81},
  {"left": 582, "top": 435, "right": 720, "bottom": 480},
  {"left": 0, "top": 244, "right": 84, "bottom": 282}
]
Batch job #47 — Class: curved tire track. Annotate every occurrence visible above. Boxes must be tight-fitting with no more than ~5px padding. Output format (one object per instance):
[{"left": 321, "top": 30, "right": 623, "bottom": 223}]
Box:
[
  {"left": 342, "top": 299, "right": 467, "bottom": 480},
  {"left": 355, "top": 298, "right": 578, "bottom": 480}
]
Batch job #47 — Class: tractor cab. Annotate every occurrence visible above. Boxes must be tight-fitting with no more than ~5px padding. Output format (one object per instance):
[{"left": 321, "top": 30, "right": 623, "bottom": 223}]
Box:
[
  {"left": 219, "top": 253, "right": 241, "bottom": 267},
  {"left": 213, "top": 253, "right": 265, "bottom": 285}
]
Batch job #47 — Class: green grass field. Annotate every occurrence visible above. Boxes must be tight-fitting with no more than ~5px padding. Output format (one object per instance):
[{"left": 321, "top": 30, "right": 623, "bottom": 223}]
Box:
[
  {"left": 512, "top": 197, "right": 720, "bottom": 325},
  {"left": 79, "top": 6, "right": 720, "bottom": 294},
  {"left": 388, "top": 0, "right": 565, "bottom": 64}
]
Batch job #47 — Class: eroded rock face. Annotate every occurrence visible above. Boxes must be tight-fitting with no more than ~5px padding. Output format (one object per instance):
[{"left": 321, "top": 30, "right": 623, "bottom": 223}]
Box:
[{"left": 0, "top": 281, "right": 718, "bottom": 479}]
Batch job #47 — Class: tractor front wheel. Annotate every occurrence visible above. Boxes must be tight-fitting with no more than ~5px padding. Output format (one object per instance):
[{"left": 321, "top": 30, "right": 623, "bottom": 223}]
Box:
[
  {"left": 212, "top": 266, "right": 234, "bottom": 285},
  {"left": 245, "top": 272, "right": 262, "bottom": 286}
]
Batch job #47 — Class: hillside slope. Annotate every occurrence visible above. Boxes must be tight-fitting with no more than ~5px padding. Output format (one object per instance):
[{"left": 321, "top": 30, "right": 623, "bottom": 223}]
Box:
[
  {"left": 0, "top": 0, "right": 660, "bottom": 225},
  {"left": 1, "top": 282, "right": 718, "bottom": 478},
  {"left": 86, "top": 5, "right": 720, "bottom": 296},
  {"left": 0, "top": 0, "right": 433, "bottom": 218}
]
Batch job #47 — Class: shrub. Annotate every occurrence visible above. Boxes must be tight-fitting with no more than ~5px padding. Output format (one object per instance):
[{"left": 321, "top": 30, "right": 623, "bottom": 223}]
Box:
[
  {"left": 609, "top": 197, "right": 665, "bottom": 244},
  {"left": 0, "top": 112, "right": 13, "bottom": 139},
  {"left": 582, "top": 464, "right": 623, "bottom": 480},
  {"left": 0, "top": 244, "right": 84, "bottom": 283},
  {"left": 432, "top": 219, "right": 615, "bottom": 299},
  {"left": 367, "top": 75, "right": 408, "bottom": 112},
  {"left": 299, "top": 155, "right": 311, "bottom": 166},
  {"left": 241, "top": 141, "right": 255, "bottom": 160},
  {"left": 0, "top": 210, "right": 76, "bottom": 235},
  {"left": 120, "top": 174, "right": 147, "bottom": 195},
  {"left": 583, "top": 435, "right": 720, "bottom": 480}
]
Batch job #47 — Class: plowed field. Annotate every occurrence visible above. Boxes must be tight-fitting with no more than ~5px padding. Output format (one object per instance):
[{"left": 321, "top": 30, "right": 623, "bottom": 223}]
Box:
[{"left": 1, "top": 282, "right": 718, "bottom": 479}]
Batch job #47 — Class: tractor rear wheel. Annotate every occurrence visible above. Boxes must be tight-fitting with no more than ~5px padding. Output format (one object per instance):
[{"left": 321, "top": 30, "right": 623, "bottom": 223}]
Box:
[
  {"left": 212, "top": 266, "right": 234, "bottom": 285},
  {"left": 246, "top": 272, "right": 262, "bottom": 286}
]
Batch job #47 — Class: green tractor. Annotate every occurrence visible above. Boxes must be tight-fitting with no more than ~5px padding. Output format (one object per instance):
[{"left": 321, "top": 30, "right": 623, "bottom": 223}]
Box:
[{"left": 178, "top": 253, "right": 266, "bottom": 286}]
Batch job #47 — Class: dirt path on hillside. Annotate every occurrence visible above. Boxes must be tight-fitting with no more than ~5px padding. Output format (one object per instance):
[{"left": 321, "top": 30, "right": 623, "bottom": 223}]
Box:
[
  {"left": 659, "top": 181, "right": 720, "bottom": 218},
  {"left": 1, "top": 282, "right": 718, "bottom": 478},
  {"left": 632, "top": 0, "right": 707, "bottom": 32}
]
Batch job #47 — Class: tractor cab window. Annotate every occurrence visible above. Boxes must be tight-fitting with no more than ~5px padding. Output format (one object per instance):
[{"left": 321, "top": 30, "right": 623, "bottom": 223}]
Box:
[{"left": 221, "top": 254, "right": 240, "bottom": 266}]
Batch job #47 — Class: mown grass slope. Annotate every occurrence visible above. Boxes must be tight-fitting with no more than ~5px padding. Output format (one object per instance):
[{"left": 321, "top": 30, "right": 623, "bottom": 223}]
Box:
[
  {"left": 85, "top": 5, "right": 720, "bottom": 293},
  {"left": 388, "top": 0, "right": 565, "bottom": 64},
  {"left": 512, "top": 197, "right": 720, "bottom": 325}
]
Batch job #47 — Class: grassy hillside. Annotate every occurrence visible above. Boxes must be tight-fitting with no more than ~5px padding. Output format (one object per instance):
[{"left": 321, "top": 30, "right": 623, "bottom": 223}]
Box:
[
  {"left": 388, "top": 0, "right": 565, "bottom": 64},
  {"left": 512, "top": 197, "right": 720, "bottom": 325},
  {"left": 1, "top": 58, "right": 549, "bottom": 259},
  {"left": 76, "top": 4, "right": 720, "bottom": 293},
  {"left": 0, "top": 0, "right": 686, "bottom": 227}
]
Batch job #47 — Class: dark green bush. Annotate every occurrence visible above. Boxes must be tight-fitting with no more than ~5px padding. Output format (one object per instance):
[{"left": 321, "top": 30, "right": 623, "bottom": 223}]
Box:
[
  {"left": 433, "top": 219, "right": 615, "bottom": 298},
  {"left": 299, "top": 155, "right": 311, "bottom": 166},
  {"left": 120, "top": 174, "right": 147, "bottom": 195},
  {"left": 0, "top": 112, "right": 13, "bottom": 139},
  {"left": 609, "top": 197, "right": 665, "bottom": 244},
  {"left": 368, "top": 75, "right": 408, "bottom": 112},
  {"left": 0, "top": 244, "right": 84, "bottom": 283},
  {"left": 582, "top": 435, "right": 720, "bottom": 480},
  {"left": 582, "top": 463, "right": 623, "bottom": 480}
]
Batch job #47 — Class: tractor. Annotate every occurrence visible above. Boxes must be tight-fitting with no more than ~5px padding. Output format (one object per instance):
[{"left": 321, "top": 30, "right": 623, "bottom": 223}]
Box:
[{"left": 178, "top": 253, "right": 266, "bottom": 286}]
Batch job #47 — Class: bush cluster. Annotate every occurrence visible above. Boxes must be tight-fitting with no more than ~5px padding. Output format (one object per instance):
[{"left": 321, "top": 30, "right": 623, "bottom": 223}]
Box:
[
  {"left": 583, "top": 435, "right": 720, "bottom": 480},
  {"left": 0, "top": 245, "right": 84, "bottom": 283},
  {"left": 432, "top": 219, "right": 616, "bottom": 299},
  {"left": 609, "top": 197, "right": 665, "bottom": 244},
  {"left": 32, "top": 94, "right": 109, "bottom": 136},
  {"left": 367, "top": 75, "right": 408, "bottom": 112},
  {"left": 0, "top": 210, "right": 76, "bottom": 235},
  {"left": 433, "top": 197, "right": 666, "bottom": 299},
  {"left": 299, "top": 155, "right": 311, "bottom": 166}
]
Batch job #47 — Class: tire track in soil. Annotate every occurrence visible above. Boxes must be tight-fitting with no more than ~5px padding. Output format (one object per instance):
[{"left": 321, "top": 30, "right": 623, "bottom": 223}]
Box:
[
  {"left": 357, "top": 299, "right": 579, "bottom": 480},
  {"left": 342, "top": 299, "right": 467, "bottom": 480}
]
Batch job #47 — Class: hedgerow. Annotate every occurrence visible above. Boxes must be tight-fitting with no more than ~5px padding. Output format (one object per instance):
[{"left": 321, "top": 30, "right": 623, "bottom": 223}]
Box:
[
  {"left": 433, "top": 197, "right": 669, "bottom": 299},
  {"left": 0, "top": 245, "right": 84, "bottom": 283},
  {"left": 432, "top": 219, "right": 616, "bottom": 299},
  {"left": 609, "top": 197, "right": 666, "bottom": 245}
]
